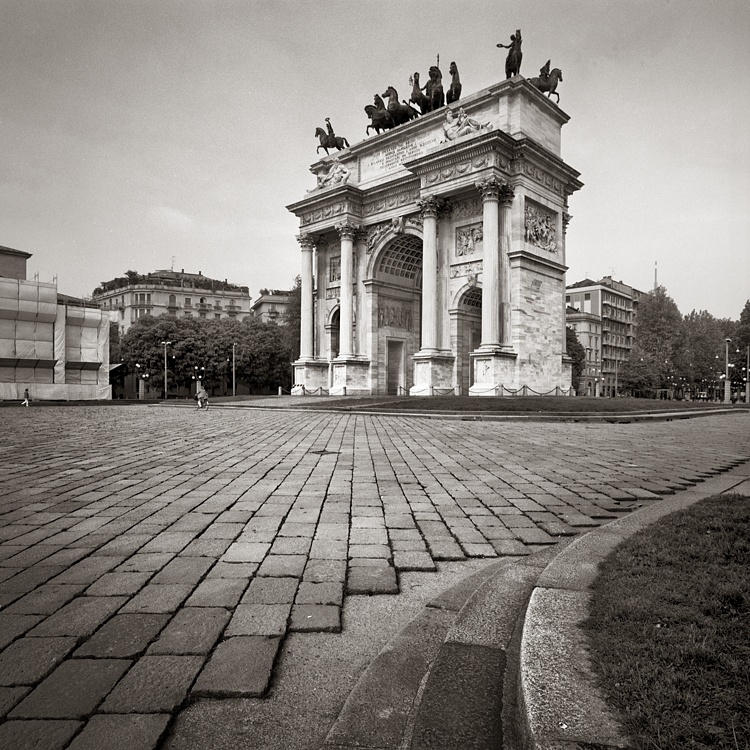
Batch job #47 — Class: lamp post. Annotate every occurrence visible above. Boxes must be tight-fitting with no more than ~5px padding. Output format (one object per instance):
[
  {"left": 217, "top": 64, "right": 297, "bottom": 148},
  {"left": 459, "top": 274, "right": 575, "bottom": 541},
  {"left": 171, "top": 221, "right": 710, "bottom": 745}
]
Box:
[
  {"left": 232, "top": 342, "right": 236, "bottom": 397},
  {"left": 161, "top": 341, "right": 172, "bottom": 400},
  {"left": 724, "top": 338, "right": 731, "bottom": 404},
  {"left": 745, "top": 345, "right": 750, "bottom": 405}
]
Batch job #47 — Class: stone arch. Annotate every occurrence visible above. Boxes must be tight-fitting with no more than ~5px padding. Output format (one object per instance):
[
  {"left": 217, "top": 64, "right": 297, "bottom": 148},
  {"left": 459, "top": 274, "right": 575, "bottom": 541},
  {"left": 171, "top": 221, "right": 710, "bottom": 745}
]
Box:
[
  {"left": 372, "top": 233, "right": 424, "bottom": 288},
  {"left": 453, "top": 284, "right": 483, "bottom": 394}
]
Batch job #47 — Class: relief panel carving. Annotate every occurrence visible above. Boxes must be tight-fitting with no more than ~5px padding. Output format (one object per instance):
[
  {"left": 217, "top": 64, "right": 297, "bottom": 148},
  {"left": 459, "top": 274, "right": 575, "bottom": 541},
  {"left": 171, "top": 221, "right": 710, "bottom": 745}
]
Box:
[
  {"left": 524, "top": 200, "right": 558, "bottom": 253},
  {"left": 455, "top": 223, "right": 483, "bottom": 259}
]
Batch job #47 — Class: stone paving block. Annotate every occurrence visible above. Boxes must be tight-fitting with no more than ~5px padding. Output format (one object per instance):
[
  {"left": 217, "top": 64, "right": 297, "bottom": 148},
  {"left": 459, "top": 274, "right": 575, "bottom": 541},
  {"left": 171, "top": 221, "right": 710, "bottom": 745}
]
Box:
[
  {"left": 116, "top": 553, "right": 175, "bottom": 572},
  {"left": 256, "top": 554, "right": 306, "bottom": 578},
  {"left": 74, "top": 614, "right": 170, "bottom": 658},
  {"left": 205, "top": 561, "right": 258, "bottom": 579},
  {"left": 186, "top": 576, "right": 248, "bottom": 607},
  {"left": 270, "top": 536, "right": 313, "bottom": 555},
  {"left": 0, "top": 636, "right": 77, "bottom": 685},
  {"left": 241, "top": 576, "right": 299, "bottom": 604},
  {"left": 424, "top": 538, "right": 466, "bottom": 560},
  {"left": 0, "top": 614, "right": 44, "bottom": 649},
  {"left": 489, "top": 539, "right": 532, "bottom": 556},
  {"left": 3, "top": 583, "right": 87, "bottom": 615},
  {"left": 349, "top": 528, "right": 388, "bottom": 545},
  {"left": 0, "top": 686, "right": 31, "bottom": 718},
  {"left": 100, "top": 654, "right": 204, "bottom": 714},
  {"left": 200, "top": 522, "right": 244, "bottom": 540},
  {"left": 192, "top": 636, "right": 280, "bottom": 698},
  {"left": 50, "top": 556, "right": 126, "bottom": 585},
  {"left": 28, "top": 596, "right": 127, "bottom": 638},
  {"left": 295, "top": 581, "right": 344, "bottom": 606},
  {"left": 149, "top": 556, "right": 213, "bottom": 585},
  {"left": 148, "top": 607, "right": 230, "bottom": 655},
  {"left": 66, "top": 713, "right": 171, "bottom": 750},
  {"left": 348, "top": 543, "right": 391, "bottom": 559},
  {"left": 303, "top": 559, "right": 347, "bottom": 583},
  {"left": 0, "top": 719, "right": 82, "bottom": 750},
  {"left": 10, "top": 658, "right": 131, "bottom": 718},
  {"left": 120, "top": 584, "right": 193, "bottom": 614},
  {"left": 0, "top": 564, "right": 66, "bottom": 595},
  {"left": 512, "top": 527, "right": 557, "bottom": 545},
  {"left": 96, "top": 534, "right": 153, "bottom": 556},
  {"left": 85, "top": 571, "right": 152, "bottom": 597},
  {"left": 225, "top": 603, "right": 292, "bottom": 636},
  {"left": 181, "top": 538, "right": 232, "bottom": 557},
  {"left": 392, "top": 551, "right": 437, "bottom": 571},
  {"left": 346, "top": 564, "right": 398, "bottom": 595},
  {"left": 289, "top": 604, "right": 341, "bottom": 632},
  {"left": 220, "top": 541, "right": 271, "bottom": 563},
  {"left": 138, "top": 531, "right": 198, "bottom": 554},
  {"left": 309, "top": 539, "right": 348, "bottom": 559},
  {"left": 313, "top": 523, "right": 349, "bottom": 540}
]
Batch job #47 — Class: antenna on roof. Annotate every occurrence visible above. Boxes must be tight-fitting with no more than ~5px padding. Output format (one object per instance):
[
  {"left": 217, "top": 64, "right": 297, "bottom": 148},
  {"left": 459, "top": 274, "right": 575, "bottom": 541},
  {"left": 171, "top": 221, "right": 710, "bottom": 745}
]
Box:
[
  {"left": 171, "top": 256, "right": 176, "bottom": 271},
  {"left": 654, "top": 261, "right": 658, "bottom": 290},
  {"left": 437, "top": 53, "right": 440, "bottom": 68}
]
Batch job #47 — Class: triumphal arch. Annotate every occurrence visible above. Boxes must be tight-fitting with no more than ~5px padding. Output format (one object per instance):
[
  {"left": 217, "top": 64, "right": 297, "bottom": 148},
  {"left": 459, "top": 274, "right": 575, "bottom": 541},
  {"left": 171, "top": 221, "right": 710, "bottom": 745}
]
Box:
[{"left": 287, "top": 73, "right": 582, "bottom": 396}]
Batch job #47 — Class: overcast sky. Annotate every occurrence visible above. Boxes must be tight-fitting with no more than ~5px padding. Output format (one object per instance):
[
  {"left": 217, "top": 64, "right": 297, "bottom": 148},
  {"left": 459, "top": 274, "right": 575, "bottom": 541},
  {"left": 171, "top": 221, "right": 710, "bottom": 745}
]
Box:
[{"left": 1, "top": 0, "right": 748, "bottom": 319}]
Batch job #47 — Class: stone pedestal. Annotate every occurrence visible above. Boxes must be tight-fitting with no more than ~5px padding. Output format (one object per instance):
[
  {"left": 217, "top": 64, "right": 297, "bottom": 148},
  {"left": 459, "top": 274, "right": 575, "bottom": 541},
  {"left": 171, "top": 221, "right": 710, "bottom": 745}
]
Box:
[
  {"left": 410, "top": 353, "right": 455, "bottom": 396},
  {"left": 330, "top": 358, "right": 371, "bottom": 396},
  {"left": 292, "top": 360, "right": 329, "bottom": 395},
  {"left": 469, "top": 350, "right": 518, "bottom": 396}
]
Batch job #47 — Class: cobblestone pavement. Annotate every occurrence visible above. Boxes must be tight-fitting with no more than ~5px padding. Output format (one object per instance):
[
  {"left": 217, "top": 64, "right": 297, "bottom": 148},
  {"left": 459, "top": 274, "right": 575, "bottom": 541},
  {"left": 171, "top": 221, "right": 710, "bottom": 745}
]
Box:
[{"left": 1, "top": 406, "right": 749, "bottom": 749}]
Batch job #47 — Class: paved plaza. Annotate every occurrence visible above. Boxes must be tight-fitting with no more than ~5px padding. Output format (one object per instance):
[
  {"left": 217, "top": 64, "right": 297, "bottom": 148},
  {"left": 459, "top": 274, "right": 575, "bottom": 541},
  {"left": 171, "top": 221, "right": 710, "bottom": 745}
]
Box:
[{"left": 1, "top": 404, "right": 749, "bottom": 749}]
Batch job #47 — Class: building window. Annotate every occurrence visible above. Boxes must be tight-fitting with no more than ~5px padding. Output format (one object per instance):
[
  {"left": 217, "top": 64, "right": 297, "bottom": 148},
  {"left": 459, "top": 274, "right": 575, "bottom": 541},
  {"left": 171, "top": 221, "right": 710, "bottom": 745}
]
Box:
[{"left": 185, "top": 297, "right": 192, "bottom": 307}]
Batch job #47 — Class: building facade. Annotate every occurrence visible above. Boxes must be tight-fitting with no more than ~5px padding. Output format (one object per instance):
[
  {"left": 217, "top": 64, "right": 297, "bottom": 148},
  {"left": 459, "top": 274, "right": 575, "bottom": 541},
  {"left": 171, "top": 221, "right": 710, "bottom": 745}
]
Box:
[
  {"left": 287, "top": 76, "right": 582, "bottom": 396},
  {"left": 0, "top": 245, "right": 110, "bottom": 400},
  {"left": 92, "top": 269, "right": 252, "bottom": 335},
  {"left": 566, "top": 276, "right": 643, "bottom": 396},
  {"left": 565, "top": 305, "right": 602, "bottom": 396},
  {"left": 250, "top": 290, "right": 290, "bottom": 324}
]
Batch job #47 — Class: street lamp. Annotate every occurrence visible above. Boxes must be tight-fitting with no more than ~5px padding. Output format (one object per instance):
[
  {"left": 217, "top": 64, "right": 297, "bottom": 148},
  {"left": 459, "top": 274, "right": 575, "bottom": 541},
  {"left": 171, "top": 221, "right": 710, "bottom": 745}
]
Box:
[
  {"left": 232, "top": 342, "right": 236, "bottom": 397},
  {"left": 161, "top": 341, "right": 172, "bottom": 400},
  {"left": 724, "top": 338, "right": 731, "bottom": 404}
]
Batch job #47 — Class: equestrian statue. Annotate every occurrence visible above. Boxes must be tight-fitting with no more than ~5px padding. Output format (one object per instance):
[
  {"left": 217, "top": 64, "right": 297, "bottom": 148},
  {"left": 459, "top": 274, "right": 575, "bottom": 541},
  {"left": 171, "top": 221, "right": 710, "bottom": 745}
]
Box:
[
  {"left": 409, "top": 72, "right": 433, "bottom": 114},
  {"left": 315, "top": 118, "right": 350, "bottom": 155},
  {"left": 528, "top": 61, "right": 563, "bottom": 103},
  {"left": 497, "top": 29, "right": 522, "bottom": 78},
  {"left": 446, "top": 61, "right": 462, "bottom": 104},
  {"left": 381, "top": 86, "right": 420, "bottom": 127},
  {"left": 364, "top": 94, "right": 395, "bottom": 134}
]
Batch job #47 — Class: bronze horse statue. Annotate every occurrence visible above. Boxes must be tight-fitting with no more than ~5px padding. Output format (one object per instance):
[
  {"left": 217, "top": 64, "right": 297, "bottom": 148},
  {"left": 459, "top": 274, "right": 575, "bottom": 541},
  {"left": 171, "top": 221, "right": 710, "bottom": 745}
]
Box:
[
  {"left": 446, "top": 61, "right": 461, "bottom": 105},
  {"left": 382, "top": 86, "right": 420, "bottom": 127},
  {"left": 497, "top": 29, "right": 522, "bottom": 78},
  {"left": 424, "top": 66, "right": 444, "bottom": 111},
  {"left": 315, "top": 127, "right": 350, "bottom": 155},
  {"left": 409, "top": 72, "right": 432, "bottom": 114},
  {"left": 365, "top": 94, "right": 395, "bottom": 134},
  {"left": 528, "top": 68, "right": 563, "bottom": 103}
]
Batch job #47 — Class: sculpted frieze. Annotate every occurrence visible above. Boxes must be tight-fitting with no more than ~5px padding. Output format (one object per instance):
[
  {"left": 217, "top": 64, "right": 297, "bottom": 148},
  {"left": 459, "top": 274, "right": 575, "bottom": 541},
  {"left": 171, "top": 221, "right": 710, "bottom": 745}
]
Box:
[
  {"left": 451, "top": 260, "right": 483, "bottom": 278},
  {"left": 513, "top": 159, "right": 564, "bottom": 195},
  {"left": 451, "top": 197, "right": 482, "bottom": 220},
  {"left": 377, "top": 305, "right": 413, "bottom": 331},
  {"left": 302, "top": 200, "right": 363, "bottom": 226},
  {"left": 363, "top": 187, "right": 420, "bottom": 217},
  {"left": 455, "top": 223, "right": 483, "bottom": 258},
  {"left": 524, "top": 200, "right": 558, "bottom": 253},
  {"left": 425, "top": 156, "right": 490, "bottom": 186}
]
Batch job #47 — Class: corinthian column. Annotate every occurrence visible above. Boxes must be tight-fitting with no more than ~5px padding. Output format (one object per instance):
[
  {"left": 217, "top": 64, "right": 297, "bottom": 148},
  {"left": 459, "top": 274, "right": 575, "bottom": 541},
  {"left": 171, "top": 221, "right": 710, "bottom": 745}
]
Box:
[
  {"left": 498, "top": 183, "right": 515, "bottom": 346},
  {"left": 416, "top": 196, "right": 445, "bottom": 353},
  {"left": 336, "top": 222, "right": 357, "bottom": 358},
  {"left": 297, "top": 234, "right": 316, "bottom": 360}
]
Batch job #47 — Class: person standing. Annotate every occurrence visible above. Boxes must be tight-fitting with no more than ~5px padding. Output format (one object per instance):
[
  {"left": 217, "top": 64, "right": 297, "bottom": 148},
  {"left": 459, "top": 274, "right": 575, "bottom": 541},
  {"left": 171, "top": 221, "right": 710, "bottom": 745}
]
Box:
[
  {"left": 22, "top": 388, "right": 30, "bottom": 407},
  {"left": 196, "top": 384, "right": 208, "bottom": 410}
]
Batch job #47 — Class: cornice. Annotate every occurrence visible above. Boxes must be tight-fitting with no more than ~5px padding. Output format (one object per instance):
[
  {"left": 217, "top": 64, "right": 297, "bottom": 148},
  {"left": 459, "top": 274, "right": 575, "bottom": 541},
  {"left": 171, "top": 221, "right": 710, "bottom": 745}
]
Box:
[
  {"left": 508, "top": 249, "right": 568, "bottom": 276},
  {"left": 286, "top": 183, "right": 365, "bottom": 217}
]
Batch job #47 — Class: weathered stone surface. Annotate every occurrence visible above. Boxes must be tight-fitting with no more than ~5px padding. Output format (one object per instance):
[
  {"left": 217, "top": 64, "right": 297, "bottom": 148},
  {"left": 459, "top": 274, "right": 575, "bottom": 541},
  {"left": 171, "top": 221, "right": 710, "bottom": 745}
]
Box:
[
  {"left": 85, "top": 572, "right": 151, "bottom": 597},
  {"left": 220, "top": 541, "right": 270, "bottom": 563},
  {"left": 3, "top": 583, "right": 87, "bottom": 616},
  {"left": 295, "top": 581, "right": 343, "bottom": 606},
  {"left": 119, "top": 584, "right": 193, "bottom": 614},
  {"left": 74, "top": 614, "right": 170, "bottom": 658},
  {"left": 149, "top": 556, "right": 212, "bottom": 585},
  {"left": 147, "top": 608, "right": 230, "bottom": 655},
  {"left": 0, "top": 636, "right": 77, "bottom": 685},
  {"left": 0, "top": 686, "right": 31, "bottom": 718},
  {"left": 185, "top": 577, "right": 247, "bottom": 607},
  {"left": 346, "top": 564, "right": 398, "bottom": 595},
  {"left": 10, "top": 659, "right": 130, "bottom": 718},
  {"left": 191, "top": 636, "right": 280, "bottom": 698},
  {"left": 289, "top": 604, "right": 341, "bottom": 632},
  {"left": 303, "top": 559, "right": 347, "bottom": 583},
  {"left": 28, "top": 596, "right": 127, "bottom": 638},
  {"left": 66, "top": 712, "right": 171, "bottom": 750},
  {"left": 99, "top": 655, "right": 204, "bottom": 714},
  {"left": 241, "top": 576, "right": 299, "bottom": 604},
  {"left": 256, "top": 554, "right": 306, "bottom": 578},
  {"left": 0, "top": 719, "right": 82, "bottom": 750},
  {"left": 225, "top": 603, "right": 291, "bottom": 637}
]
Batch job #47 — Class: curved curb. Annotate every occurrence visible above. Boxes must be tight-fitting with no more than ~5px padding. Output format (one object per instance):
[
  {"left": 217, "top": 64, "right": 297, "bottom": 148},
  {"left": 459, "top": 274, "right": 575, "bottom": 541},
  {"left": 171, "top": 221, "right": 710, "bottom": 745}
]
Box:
[{"left": 512, "top": 458, "right": 750, "bottom": 750}]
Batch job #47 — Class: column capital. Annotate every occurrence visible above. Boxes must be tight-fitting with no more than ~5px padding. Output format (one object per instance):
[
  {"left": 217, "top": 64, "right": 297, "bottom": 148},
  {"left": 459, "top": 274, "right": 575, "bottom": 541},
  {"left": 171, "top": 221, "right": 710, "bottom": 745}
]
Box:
[
  {"left": 417, "top": 195, "right": 448, "bottom": 219},
  {"left": 475, "top": 178, "right": 514, "bottom": 206},
  {"left": 335, "top": 222, "right": 360, "bottom": 240},
  {"left": 296, "top": 233, "right": 317, "bottom": 251},
  {"left": 562, "top": 211, "right": 572, "bottom": 235}
]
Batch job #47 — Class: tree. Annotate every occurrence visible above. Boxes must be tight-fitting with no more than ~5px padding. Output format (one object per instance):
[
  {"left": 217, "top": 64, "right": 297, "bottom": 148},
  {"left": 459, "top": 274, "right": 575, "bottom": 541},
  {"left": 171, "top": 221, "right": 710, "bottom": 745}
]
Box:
[
  {"left": 566, "top": 327, "right": 586, "bottom": 393},
  {"left": 620, "top": 286, "right": 683, "bottom": 394},
  {"left": 678, "top": 310, "right": 723, "bottom": 390},
  {"left": 282, "top": 275, "right": 301, "bottom": 362}
]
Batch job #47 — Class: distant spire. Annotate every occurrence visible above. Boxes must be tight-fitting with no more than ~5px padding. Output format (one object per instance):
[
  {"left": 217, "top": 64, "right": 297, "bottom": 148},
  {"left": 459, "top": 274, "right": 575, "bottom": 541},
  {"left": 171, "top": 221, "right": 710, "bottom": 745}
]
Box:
[{"left": 654, "top": 261, "right": 658, "bottom": 291}]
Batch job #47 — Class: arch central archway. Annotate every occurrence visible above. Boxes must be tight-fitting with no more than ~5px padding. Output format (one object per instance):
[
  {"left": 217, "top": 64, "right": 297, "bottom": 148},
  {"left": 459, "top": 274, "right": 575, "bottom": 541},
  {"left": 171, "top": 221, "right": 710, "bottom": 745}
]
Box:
[
  {"left": 455, "top": 286, "right": 483, "bottom": 393},
  {"left": 370, "top": 234, "right": 423, "bottom": 395}
]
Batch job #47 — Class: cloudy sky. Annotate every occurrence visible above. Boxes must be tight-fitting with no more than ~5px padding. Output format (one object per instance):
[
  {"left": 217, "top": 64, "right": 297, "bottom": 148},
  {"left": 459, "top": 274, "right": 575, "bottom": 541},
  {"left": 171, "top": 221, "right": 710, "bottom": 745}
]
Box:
[{"left": 1, "top": 0, "right": 748, "bottom": 319}]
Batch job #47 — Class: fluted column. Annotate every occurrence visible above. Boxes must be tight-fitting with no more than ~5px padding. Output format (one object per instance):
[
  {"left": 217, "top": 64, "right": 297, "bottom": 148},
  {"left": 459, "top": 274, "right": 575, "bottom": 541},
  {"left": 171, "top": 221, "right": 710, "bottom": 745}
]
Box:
[
  {"left": 475, "top": 179, "right": 502, "bottom": 349},
  {"left": 297, "top": 234, "right": 316, "bottom": 360},
  {"left": 416, "top": 196, "right": 445, "bottom": 353},
  {"left": 336, "top": 222, "right": 357, "bottom": 358},
  {"left": 498, "top": 183, "right": 515, "bottom": 346}
]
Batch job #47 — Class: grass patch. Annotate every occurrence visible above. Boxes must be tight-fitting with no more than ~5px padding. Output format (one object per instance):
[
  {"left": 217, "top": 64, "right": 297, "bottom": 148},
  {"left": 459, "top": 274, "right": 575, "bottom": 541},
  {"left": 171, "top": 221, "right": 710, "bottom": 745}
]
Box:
[
  {"left": 584, "top": 493, "right": 750, "bottom": 749},
  {"left": 288, "top": 395, "right": 737, "bottom": 414}
]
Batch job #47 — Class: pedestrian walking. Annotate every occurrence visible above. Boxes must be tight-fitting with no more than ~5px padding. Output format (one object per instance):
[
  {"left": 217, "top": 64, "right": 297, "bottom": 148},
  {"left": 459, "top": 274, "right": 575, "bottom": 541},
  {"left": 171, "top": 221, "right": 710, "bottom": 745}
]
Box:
[{"left": 22, "top": 388, "right": 30, "bottom": 407}]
